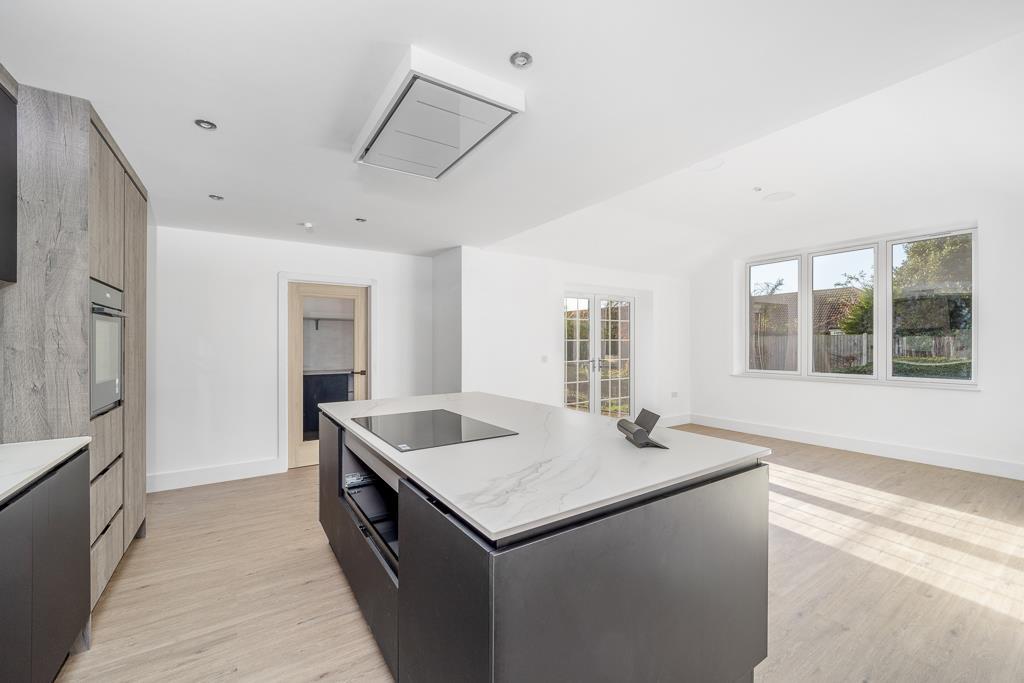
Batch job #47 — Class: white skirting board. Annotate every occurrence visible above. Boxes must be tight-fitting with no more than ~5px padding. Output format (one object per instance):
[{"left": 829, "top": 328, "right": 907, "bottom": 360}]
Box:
[
  {"left": 147, "top": 458, "right": 286, "bottom": 493},
  {"left": 683, "top": 414, "right": 1024, "bottom": 482}
]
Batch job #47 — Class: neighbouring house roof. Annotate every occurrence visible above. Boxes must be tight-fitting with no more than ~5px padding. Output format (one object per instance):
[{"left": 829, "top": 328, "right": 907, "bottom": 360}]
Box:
[
  {"left": 812, "top": 287, "right": 863, "bottom": 333},
  {"left": 750, "top": 292, "right": 799, "bottom": 333},
  {"left": 750, "top": 288, "right": 865, "bottom": 335}
]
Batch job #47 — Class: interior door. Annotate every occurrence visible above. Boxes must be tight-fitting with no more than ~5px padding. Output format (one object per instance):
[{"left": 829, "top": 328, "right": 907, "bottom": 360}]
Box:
[
  {"left": 563, "top": 294, "right": 634, "bottom": 418},
  {"left": 289, "top": 282, "right": 369, "bottom": 468}
]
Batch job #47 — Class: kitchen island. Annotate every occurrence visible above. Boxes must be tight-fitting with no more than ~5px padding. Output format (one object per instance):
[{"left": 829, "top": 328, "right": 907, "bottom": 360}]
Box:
[{"left": 319, "top": 392, "right": 770, "bottom": 682}]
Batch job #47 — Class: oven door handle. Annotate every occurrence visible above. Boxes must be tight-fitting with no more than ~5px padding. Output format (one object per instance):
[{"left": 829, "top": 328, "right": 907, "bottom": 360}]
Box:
[{"left": 92, "top": 305, "right": 126, "bottom": 318}]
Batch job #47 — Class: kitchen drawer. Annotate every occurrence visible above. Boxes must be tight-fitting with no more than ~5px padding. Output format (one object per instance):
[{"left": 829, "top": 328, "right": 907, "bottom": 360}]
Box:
[
  {"left": 89, "top": 406, "right": 123, "bottom": 479},
  {"left": 90, "top": 508, "right": 124, "bottom": 609},
  {"left": 90, "top": 457, "right": 123, "bottom": 543},
  {"left": 338, "top": 498, "right": 398, "bottom": 676}
]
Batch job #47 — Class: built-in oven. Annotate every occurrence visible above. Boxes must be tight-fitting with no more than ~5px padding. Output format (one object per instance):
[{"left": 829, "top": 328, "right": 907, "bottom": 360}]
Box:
[{"left": 90, "top": 279, "right": 124, "bottom": 416}]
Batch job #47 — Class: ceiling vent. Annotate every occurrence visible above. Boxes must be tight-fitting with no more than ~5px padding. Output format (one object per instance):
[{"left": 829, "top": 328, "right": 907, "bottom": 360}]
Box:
[{"left": 354, "top": 47, "right": 526, "bottom": 180}]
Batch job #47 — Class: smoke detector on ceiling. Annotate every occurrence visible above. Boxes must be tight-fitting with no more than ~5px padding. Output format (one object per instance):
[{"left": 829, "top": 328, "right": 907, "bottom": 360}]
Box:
[{"left": 354, "top": 46, "right": 526, "bottom": 180}]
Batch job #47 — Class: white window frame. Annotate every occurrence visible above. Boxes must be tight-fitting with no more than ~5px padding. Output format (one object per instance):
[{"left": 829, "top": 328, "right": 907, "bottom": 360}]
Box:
[
  {"left": 741, "top": 226, "right": 978, "bottom": 390},
  {"left": 883, "top": 227, "right": 979, "bottom": 387},
  {"left": 806, "top": 243, "right": 879, "bottom": 381},
  {"left": 745, "top": 255, "right": 802, "bottom": 375}
]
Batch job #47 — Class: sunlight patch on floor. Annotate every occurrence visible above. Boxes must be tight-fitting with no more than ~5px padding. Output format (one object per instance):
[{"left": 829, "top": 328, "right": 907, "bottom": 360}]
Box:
[
  {"left": 769, "top": 464, "right": 1024, "bottom": 622},
  {"left": 772, "top": 464, "right": 1024, "bottom": 553}
]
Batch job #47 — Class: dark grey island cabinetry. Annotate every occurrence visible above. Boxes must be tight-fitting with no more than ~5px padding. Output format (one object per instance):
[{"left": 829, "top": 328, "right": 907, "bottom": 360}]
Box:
[
  {"left": 0, "top": 440, "right": 90, "bottom": 683},
  {"left": 319, "top": 392, "right": 771, "bottom": 682}
]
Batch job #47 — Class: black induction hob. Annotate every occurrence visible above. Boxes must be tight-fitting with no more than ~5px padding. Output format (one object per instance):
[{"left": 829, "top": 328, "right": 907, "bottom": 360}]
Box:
[{"left": 352, "top": 409, "right": 517, "bottom": 452}]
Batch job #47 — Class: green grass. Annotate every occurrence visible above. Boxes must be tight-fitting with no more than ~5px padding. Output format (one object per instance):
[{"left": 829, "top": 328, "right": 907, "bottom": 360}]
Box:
[
  {"left": 826, "top": 357, "right": 971, "bottom": 380},
  {"left": 893, "top": 358, "right": 971, "bottom": 379}
]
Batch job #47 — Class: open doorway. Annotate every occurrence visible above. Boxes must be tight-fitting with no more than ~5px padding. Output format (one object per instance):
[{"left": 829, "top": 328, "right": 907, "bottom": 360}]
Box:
[{"left": 288, "top": 282, "right": 369, "bottom": 468}]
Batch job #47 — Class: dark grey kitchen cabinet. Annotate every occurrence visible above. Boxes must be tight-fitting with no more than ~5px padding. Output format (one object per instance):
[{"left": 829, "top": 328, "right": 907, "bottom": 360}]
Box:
[
  {"left": 0, "top": 448, "right": 89, "bottom": 683},
  {"left": 31, "top": 450, "right": 90, "bottom": 683},
  {"left": 318, "top": 412, "right": 343, "bottom": 551},
  {"left": 398, "top": 465, "right": 768, "bottom": 683},
  {"left": 0, "top": 492, "right": 33, "bottom": 682},
  {"left": 319, "top": 414, "right": 398, "bottom": 677},
  {"left": 336, "top": 495, "right": 399, "bottom": 676}
]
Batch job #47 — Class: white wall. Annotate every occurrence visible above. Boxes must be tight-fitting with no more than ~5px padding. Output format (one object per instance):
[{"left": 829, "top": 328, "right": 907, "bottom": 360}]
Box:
[
  {"left": 690, "top": 197, "right": 1024, "bottom": 480},
  {"left": 432, "top": 247, "right": 462, "bottom": 393},
  {"left": 679, "top": 35, "right": 1024, "bottom": 480},
  {"left": 149, "top": 226, "right": 433, "bottom": 491},
  {"left": 459, "top": 247, "right": 691, "bottom": 422}
]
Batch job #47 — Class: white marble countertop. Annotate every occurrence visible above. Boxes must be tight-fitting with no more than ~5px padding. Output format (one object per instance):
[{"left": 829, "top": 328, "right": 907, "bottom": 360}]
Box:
[
  {"left": 0, "top": 437, "right": 92, "bottom": 506},
  {"left": 320, "top": 392, "right": 770, "bottom": 542}
]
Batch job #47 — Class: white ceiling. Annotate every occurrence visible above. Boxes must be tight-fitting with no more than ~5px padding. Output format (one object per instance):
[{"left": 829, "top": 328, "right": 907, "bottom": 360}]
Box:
[
  {"left": 2, "top": 1, "right": 1024, "bottom": 257},
  {"left": 495, "top": 30, "right": 1024, "bottom": 273}
]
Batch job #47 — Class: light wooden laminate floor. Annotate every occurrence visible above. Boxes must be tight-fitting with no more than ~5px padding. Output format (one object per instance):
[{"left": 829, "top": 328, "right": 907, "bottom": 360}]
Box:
[{"left": 59, "top": 427, "right": 1024, "bottom": 682}]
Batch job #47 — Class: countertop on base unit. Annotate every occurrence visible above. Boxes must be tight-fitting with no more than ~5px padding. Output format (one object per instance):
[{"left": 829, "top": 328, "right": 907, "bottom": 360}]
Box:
[
  {"left": 0, "top": 436, "right": 91, "bottom": 506},
  {"left": 320, "top": 392, "right": 770, "bottom": 543}
]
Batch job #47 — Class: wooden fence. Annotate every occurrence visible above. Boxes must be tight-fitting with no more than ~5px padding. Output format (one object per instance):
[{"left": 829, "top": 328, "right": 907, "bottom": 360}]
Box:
[
  {"left": 749, "top": 334, "right": 798, "bottom": 371},
  {"left": 813, "top": 334, "right": 871, "bottom": 373}
]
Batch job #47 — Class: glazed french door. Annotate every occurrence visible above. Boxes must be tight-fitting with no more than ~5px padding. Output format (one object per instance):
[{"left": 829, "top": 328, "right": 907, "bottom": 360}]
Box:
[{"left": 563, "top": 294, "right": 634, "bottom": 418}]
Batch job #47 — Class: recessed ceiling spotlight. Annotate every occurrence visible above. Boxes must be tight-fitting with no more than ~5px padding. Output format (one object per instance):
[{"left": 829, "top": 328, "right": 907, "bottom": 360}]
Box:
[
  {"left": 752, "top": 186, "right": 763, "bottom": 192},
  {"left": 689, "top": 157, "right": 725, "bottom": 173},
  {"left": 194, "top": 119, "right": 218, "bottom": 131},
  {"left": 298, "top": 221, "right": 314, "bottom": 229},
  {"left": 354, "top": 217, "right": 368, "bottom": 223},
  {"left": 762, "top": 191, "right": 796, "bottom": 203},
  {"left": 208, "top": 194, "right": 224, "bottom": 201},
  {"left": 509, "top": 51, "right": 533, "bottom": 69}
]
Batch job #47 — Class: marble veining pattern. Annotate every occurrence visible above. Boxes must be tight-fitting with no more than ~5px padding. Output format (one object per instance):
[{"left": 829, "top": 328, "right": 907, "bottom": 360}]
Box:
[
  {"left": 320, "top": 392, "right": 770, "bottom": 541},
  {"left": 0, "top": 436, "right": 91, "bottom": 505}
]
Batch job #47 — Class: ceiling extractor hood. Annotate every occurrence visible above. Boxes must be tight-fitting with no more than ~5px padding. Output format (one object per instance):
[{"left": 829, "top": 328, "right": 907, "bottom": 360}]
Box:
[{"left": 354, "top": 46, "right": 526, "bottom": 180}]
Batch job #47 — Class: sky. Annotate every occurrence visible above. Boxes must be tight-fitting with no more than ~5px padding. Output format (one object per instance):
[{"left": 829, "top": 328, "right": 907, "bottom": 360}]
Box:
[
  {"left": 751, "top": 248, "right": 879, "bottom": 294},
  {"left": 750, "top": 258, "right": 800, "bottom": 294},
  {"left": 812, "top": 247, "right": 875, "bottom": 290}
]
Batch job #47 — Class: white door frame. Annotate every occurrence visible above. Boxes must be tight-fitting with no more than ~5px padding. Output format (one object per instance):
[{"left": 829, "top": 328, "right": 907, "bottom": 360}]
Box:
[
  {"left": 276, "top": 272, "right": 381, "bottom": 471},
  {"left": 564, "top": 291, "right": 637, "bottom": 419}
]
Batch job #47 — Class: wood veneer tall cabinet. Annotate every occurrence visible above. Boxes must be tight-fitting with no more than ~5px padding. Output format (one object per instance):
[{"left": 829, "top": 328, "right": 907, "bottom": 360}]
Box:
[
  {"left": 122, "top": 178, "right": 147, "bottom": 549},
  {"left": 86, "top": 114, "right": 148, "bottom": 605}
]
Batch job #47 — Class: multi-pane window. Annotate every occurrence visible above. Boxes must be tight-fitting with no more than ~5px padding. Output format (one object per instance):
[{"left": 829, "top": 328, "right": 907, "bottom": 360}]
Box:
[
  {"left": 748, "top": 259, "right": 799, "bottom": 372},
  {"left": 811, "top": 247, "right": 875, "bottom": 376},
  {"left": 746, "top": 229, "right": 975, "bottom": 385},
  {"left": 891, "top": 233, "right": 973, "bottom": 381}
]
